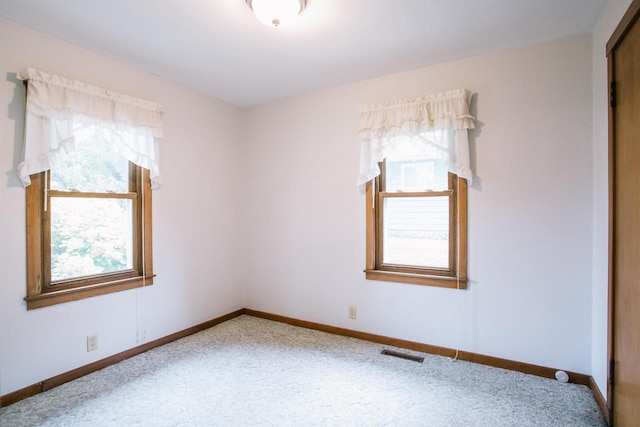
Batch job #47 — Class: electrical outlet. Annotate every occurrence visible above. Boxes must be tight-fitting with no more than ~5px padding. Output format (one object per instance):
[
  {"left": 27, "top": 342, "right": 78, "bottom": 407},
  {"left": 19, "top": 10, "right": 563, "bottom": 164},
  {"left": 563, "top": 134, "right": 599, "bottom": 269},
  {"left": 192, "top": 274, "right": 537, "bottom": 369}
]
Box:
[
  {"left": 349, "top": 306, "right": 357, "bottom": 320},
  {"left": 87, "top": 335, "right": 98, "bottom": 352}
]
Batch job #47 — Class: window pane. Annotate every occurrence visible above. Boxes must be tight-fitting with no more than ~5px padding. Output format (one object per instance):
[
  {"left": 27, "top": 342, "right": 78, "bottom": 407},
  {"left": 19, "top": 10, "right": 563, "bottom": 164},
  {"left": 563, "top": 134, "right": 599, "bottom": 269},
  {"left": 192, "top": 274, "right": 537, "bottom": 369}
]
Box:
[
  {"left": 50, "top": 126, "right": 129, "bottom": 193},
  {"left": 382, "top": 196, "right": 449, "bottom": 268},
  {"left": 385, "top": 144, "right": 448, "bottom": 192},
  {"left": 50, "top": 197, "right": 133, "bottom": 281}
]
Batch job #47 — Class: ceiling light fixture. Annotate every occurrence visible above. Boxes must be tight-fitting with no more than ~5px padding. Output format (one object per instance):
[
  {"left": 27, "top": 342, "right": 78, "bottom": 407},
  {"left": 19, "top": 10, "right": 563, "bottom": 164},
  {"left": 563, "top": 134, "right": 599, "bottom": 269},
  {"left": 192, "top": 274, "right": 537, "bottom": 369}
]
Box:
[{"left": 246, "top": 0, "right": 307, "bottom": 28}]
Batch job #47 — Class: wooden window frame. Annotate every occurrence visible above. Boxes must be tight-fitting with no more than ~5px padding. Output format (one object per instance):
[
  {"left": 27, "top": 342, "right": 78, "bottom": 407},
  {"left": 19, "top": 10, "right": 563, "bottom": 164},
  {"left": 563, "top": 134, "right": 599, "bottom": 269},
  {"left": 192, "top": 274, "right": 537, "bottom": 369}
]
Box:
[
  {"left": 25, "top": 165, "right": 154, "bottom": 310},
  {"left": 365, "top": 160, "right": 468, "bottom": 289}
]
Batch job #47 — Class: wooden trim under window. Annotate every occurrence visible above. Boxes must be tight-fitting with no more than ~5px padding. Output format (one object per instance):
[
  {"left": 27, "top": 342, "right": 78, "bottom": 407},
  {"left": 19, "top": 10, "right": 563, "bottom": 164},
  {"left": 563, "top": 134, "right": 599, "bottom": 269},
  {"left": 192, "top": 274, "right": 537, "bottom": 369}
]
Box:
[
  {"left": 24, "top": 275, "right": 156, "bottom": 310},
  {"left": 364, "top": 269, "right": 467, "bottom": 289}
]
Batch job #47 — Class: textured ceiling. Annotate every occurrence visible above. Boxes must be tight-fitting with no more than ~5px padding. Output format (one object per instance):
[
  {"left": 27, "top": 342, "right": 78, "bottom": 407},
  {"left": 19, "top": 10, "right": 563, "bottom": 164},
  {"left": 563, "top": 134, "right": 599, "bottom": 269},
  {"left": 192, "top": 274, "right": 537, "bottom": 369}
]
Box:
[{"left": 0, "top": 0, "right": 607, "bottom": 107}]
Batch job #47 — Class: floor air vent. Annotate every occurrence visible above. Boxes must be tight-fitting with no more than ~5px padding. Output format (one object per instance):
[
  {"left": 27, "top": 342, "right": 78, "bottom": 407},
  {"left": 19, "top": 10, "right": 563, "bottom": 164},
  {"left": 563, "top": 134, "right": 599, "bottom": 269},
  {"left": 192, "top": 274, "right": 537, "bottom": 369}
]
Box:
[{"left": 381, "top": 349, "right": 424, "bottom": 363}]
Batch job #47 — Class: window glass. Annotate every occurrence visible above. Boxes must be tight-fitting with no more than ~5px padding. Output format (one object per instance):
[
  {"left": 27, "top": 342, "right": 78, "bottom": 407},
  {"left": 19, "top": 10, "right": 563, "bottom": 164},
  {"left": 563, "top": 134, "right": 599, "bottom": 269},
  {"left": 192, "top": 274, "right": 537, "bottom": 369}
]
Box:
[
  {"left": 382, "top": 196, "right": 449, "bottom": 268},
  {"left": 50, "top": 197, "right": 133, "bottom": 282},
  {"left": 384, "top": 144, "right": 448, "bottom": 192},
  {"left": 50, "top": 126, "right": 129, "bottom": 193}
]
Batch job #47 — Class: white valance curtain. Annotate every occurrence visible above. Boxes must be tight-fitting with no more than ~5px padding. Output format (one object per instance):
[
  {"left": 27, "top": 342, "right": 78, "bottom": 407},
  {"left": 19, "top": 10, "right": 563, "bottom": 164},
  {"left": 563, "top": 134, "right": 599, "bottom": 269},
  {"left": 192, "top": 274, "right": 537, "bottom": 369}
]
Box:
[
  {"left": 17, "top": 68, "right": 163, "bottom": 188},
  {"left": 358, "top": 88, "right": 475, "bottom": 189}
]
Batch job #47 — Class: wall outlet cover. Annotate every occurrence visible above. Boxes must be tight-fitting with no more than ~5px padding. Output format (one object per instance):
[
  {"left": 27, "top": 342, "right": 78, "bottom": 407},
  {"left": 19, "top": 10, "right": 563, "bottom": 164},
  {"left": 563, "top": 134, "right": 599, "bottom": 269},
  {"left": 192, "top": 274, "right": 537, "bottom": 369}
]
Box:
[{"left": 87, "top": 335, "right": 98, "bottom": 352}]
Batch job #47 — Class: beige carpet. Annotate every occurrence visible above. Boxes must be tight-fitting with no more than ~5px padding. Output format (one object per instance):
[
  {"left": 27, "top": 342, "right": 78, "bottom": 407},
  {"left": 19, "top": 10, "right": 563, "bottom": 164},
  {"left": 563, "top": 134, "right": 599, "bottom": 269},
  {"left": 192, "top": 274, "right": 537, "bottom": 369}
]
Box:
[{"left": 0, "top": 315, "right": 605, "bottom": 426}]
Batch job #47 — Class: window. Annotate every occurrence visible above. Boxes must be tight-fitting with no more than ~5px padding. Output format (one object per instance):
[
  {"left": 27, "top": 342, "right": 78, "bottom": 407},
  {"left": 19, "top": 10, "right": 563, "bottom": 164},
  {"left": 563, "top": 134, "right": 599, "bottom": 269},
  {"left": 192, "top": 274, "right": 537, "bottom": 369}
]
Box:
[
  {"left": 365, "top": 142, "right": 467, "bottom": 288},
  {"left": 17, "top": 68, "right": 162, "bottom": 310},
  {"left": 358, "top": 89, "right": 474, "bottom": 289},
  {"left": 25, "top": 138, "right": 154, "bottom": 310}
]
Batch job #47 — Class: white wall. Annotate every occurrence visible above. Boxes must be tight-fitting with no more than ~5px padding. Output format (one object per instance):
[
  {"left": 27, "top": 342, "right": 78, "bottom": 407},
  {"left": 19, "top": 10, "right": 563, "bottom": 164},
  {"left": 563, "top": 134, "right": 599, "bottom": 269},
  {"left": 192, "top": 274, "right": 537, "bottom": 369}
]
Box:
[
  {"left": 0, "top": 18, "right": 244, "bottom": 395},
  {"left": 590, "top": 0, "right": 633, "bottom": 400},
  {"left": 242, "top": 35, "right": 594, "bottom": 374}
]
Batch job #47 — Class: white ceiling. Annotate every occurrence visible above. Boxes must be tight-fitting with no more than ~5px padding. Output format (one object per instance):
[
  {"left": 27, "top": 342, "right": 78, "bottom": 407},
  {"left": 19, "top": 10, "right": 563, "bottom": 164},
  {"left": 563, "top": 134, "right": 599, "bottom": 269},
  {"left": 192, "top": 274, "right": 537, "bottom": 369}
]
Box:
[{"left": 0, "top": 0, "right": 607, "bottom": 107}]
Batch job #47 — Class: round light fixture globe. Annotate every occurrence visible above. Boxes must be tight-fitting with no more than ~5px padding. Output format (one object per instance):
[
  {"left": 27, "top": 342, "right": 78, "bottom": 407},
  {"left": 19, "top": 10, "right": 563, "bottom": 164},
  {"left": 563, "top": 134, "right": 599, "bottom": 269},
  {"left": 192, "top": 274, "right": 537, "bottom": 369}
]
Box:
[{"left": 247, "top": 0, "right": 306, "bottom": 28}]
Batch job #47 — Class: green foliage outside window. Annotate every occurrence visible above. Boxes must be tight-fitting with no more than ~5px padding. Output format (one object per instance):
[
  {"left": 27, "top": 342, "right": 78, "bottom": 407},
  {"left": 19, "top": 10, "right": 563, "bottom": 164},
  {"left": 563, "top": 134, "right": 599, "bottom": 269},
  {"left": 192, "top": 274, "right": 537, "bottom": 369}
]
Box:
[{"left": 49, "top": 127, "right": 133, "bottom": 282}]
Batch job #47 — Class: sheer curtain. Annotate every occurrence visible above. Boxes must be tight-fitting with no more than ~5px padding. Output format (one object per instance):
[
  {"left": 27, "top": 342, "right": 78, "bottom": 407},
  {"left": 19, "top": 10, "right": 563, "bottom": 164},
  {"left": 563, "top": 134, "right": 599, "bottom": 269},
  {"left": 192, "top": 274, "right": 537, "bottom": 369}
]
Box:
[
  {"left": 17, "top": 68, "right": 163, "bottom": 188},
  {"left": 358, "top": 88, "right": 475, "bottom": 190}
]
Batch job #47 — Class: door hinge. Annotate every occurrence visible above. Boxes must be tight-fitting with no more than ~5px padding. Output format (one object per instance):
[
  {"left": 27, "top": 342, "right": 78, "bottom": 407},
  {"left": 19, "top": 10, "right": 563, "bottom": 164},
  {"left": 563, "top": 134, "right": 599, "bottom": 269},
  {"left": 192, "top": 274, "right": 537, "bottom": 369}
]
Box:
[
  {"left": 610, "top": 81, "right": 617, "bottom": 108},
  {"left": 609, "top": 359, "right": 615, "bottom": 387}
]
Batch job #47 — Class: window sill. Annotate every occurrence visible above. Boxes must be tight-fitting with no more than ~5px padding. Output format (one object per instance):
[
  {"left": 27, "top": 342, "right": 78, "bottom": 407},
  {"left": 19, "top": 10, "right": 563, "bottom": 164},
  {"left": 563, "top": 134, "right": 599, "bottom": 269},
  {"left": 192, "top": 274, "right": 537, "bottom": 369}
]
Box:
[
  {"left": 24, "top": 275, "right": 155, "bottom": 310},
  {"left": 365, "top": 270, "right": 467, "bottom": 289}
]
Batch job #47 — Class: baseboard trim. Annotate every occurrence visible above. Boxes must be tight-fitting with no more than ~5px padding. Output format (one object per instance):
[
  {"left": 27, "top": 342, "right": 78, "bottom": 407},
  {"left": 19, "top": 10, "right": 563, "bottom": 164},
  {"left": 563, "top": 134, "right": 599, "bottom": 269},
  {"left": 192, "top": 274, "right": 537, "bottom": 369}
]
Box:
[
  {"left": 1, "top": 306, "right": 607, "bottom": 423},
  {"left": 245, "top": 309, "right": 591, "bottom": 385},
  {"left": 0, "top": 383, "right": 41, "bottom": 408},
  {"left": 0, "top": 308, "right": 245, "bottom": 408},
  {"left": 589, "top": 376, "right": 610, "bottom": 425}
]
